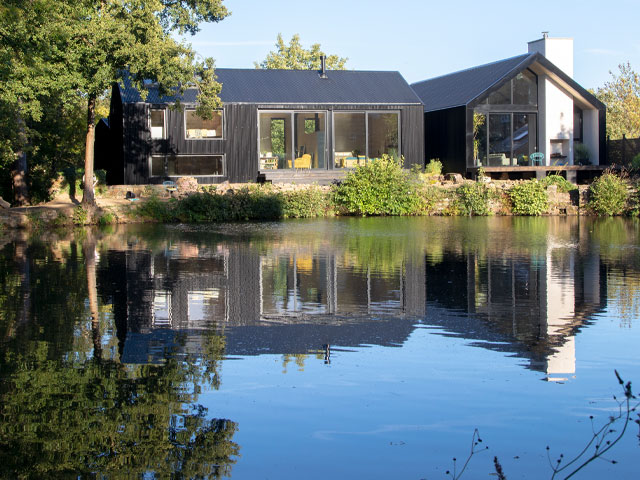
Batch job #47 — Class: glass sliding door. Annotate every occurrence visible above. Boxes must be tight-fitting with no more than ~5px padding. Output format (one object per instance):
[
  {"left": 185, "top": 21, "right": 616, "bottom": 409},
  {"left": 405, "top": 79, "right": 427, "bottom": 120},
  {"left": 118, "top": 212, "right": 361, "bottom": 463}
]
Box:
[
  {"left": 333, "top": 112, "right": 366, "bottom": 168},
  {"left": 488, "top": 114, "right": 513, "bottom": 166},
  {"left": 368, "top": 112, "right": 399, "bottom": 160},
  {"left": 513, "top": 114, "right": 537, "bottom": 165},
  {"left": 259, "top": 112, "right": 292, "bottom": 170},
  {"left": 294, "top": 112, "right": 326, "bottom": 169}
]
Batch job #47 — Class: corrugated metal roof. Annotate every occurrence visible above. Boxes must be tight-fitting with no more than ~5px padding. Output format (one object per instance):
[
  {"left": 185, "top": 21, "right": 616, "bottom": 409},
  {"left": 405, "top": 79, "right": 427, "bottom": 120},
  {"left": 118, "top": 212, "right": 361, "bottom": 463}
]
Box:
[
  {"left": 411, "top": 54, "right": 532, "bottom": 112},
  {"left": 120, "top": 68, "right": 423, "bottom": 105}
]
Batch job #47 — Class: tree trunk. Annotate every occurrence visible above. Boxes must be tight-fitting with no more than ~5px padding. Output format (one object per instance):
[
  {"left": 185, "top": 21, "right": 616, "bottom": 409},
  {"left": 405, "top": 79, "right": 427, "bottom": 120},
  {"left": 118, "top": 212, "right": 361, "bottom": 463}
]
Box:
[
  {"left": 82, "top": 94, "right": 97, "bottom": 207},
  {"left": 12, "top": 108, "right": 30, "bottom": 206}
]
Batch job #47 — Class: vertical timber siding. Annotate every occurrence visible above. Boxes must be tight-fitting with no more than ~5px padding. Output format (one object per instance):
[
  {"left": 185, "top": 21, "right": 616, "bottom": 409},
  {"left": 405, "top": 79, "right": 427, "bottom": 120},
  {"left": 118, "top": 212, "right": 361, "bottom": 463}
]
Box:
[
  {"left": 424, "top": 106, "right": 466, "bottom": 174},
  {"left": 122, "top": 101, "right": 423, "bottom": 184}
]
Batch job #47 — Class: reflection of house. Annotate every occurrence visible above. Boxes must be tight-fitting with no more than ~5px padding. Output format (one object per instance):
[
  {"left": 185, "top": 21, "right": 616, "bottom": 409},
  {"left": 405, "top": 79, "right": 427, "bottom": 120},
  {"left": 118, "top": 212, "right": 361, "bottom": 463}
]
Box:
[
  {"left": 425, "top": 239, "right": 606, "bottom": 379},
  {"left": 98, "top": 61, "right": 424, "bottom": 185},
  {"left": 99, "top": 239, "right": 426, "bottom": 363},
  {"left": 411, "top": 35, "right": 606, "bottom": 181}
]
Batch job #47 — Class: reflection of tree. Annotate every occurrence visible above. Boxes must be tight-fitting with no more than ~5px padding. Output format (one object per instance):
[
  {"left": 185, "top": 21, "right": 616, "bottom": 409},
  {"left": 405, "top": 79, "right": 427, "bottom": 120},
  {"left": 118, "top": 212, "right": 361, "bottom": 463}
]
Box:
[
  {"left": 0, "top": 343, "right": 238, "bottom": 478},
  {"left": 0, "top": 234, "right": 239, "bottom": 478}
]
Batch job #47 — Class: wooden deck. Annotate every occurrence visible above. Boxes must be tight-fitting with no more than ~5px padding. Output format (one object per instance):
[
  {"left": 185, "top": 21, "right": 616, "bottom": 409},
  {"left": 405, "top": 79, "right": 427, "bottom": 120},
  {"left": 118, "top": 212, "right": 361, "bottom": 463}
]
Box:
[
  {"left": 259, "top": 169, "right": 348, "bottom": 185},
  {"left": 468, "top": 165, "right": 610, "bottom": 173}
]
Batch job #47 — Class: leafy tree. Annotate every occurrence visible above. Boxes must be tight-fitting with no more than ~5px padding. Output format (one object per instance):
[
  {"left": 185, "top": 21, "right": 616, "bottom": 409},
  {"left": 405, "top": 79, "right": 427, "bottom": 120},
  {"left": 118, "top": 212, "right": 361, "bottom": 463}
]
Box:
[
  {"left": 255, "top": 33, "right": 347, "bottom": 70},
  {"left": 593, "top": 62, "right": 640, "bottom": 139},
  {"left": 1, "top": 1, "right": 230, "bottom": 207},
  {"left": 0, "top": 0, "right": 79, "bottom": 204},
  {"left": 62, "top": 0, "right": 230, "bottom": 207}
]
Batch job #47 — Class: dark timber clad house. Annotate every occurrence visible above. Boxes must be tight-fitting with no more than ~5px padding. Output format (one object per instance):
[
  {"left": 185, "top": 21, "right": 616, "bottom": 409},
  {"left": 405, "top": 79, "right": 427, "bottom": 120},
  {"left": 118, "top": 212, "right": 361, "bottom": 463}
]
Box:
[
  {"left": 99, "top": 62, "right": 424, "bottom": 185},
  {"left": 411, "top": 35, "right": 606, "bottom": 182}
]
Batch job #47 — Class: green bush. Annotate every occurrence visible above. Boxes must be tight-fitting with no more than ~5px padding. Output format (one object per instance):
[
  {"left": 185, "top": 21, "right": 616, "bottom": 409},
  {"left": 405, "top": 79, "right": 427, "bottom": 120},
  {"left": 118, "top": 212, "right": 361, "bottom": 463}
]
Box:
[
  {"left": 72, "top": 206, "right": 88, "bottom": 225},
  {"left": 453, "top": 183, "right": 493, "bottom": 216},
  {"left": 281, "top": 187, "right": 331, "bottom": 219},
  {"left": 425, "top": 159, "right": 443, "bottom": 176},
  {"left": 97, "top": 212, "right": 116, "bottom": 226},
  {"left": 588, "top": 173, "right": 629, "bottom": 216},
  {"left": 509, "top": 180, "right": 548, "bottom": 216},
  {"left": 333, "top": 155, "right": 417, "bottom": 216},
  {"left": 540, "top": 174, "right": 577, "bottom": 193},
  {"left": 631, "top": 153, "right": 640, "bottom": 171}
]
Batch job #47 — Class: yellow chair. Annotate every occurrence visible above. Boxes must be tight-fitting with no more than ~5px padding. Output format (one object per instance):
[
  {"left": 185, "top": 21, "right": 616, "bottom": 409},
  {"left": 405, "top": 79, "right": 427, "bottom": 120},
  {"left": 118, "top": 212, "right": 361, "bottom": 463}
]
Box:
[{"left": 288, "top": 153, "right": 312, "bottom": 169}]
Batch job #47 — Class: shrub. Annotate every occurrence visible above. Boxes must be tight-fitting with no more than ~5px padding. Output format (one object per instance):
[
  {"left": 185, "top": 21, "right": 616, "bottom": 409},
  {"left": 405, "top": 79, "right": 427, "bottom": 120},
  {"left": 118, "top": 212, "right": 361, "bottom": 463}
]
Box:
[
  {"left": 509, "top": 180, "right": 548, "bottom": 216},
  {"left": 454, "top": 183, "right": 493, "bottom": 216},
  {"left": 588, "top": 173, "right": 629, "bottom": 216},
  {"left": 425, "top": 159, "right": 443, "bottom": 176},
  {"left": 333, "top": 155, "right": 417, "bottom": 216},
  {"left": 411, "top": 185, "right": 445, "bottom": 215},
  {"left": 574, "top": 143, "right": 591, "bottom": 165},
  {"left": 540, "top": 174, "right": 577, "bottom": 193},
  {"left": 72, "top": 206, "right": 88, "bottom": 225},
  {"left": 97, "top": 212, "right": 116, "bottom": 226},
  {"left": 631, "top": 153, "right": 640, "bottom": 171},
  {"left": 135, "top": 194, "right": 176, "bottom": 222},
  {"left": 281, "top": 187, "right": 331, "bottom": 218}
]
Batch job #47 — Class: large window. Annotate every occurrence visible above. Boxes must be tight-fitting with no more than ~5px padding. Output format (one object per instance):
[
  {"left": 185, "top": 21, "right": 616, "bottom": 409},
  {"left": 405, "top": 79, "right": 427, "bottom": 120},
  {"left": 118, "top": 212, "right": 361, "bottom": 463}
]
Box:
[
  {"left": 333, "top": 111, "right": 400, "bottom": 168},
  {"left": 259, "top": 111, "right": 326, "bottom": 169},
  {"left": 368, "top": 112, "right": 399, "bottom": 159},
  {"left": 482, "top": 69, "right": 538, "bottom": 106},
  {"left": 151, "top": 155, "right": 224, "bottom": 176},
  {"left": 333, "top": 113, "right": 366, "bottom": 168},
  {"left": 475, "top": 113, "right": 537, "bottom": 166},
  {"left": 150, "top": 109, "right": 165, "bottom": 139},
  {"left": 185, "top": 110, "right": 223, "bottom": 139}
]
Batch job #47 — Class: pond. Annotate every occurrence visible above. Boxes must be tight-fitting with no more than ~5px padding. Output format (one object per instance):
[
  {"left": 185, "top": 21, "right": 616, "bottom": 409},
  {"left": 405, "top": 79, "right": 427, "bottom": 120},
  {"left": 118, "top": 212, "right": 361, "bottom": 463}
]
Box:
[{"left": 0, "top": 216, "right": 639, "bottom": 479}]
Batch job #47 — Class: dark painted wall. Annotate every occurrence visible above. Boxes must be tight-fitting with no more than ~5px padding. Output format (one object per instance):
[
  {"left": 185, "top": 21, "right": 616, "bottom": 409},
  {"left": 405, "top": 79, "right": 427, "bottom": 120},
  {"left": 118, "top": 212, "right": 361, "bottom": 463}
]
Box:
[
  {"left": 117, "top": 98, "right": 424, "bottom": 184},
  {"left": 424, "top": 106, "right": 466, "bottom": 174}
]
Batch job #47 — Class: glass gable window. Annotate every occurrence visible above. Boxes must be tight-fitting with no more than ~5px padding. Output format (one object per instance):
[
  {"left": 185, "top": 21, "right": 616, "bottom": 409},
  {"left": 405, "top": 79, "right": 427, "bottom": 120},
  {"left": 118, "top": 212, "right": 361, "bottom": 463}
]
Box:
[
  {"left": 185, "top": 110, "right": 222, "bottom": 139},
  {"left": 150, "top": 110, "right": 165, "bottom": 139},
  {"left": 488, "top": 82, "right": 511, "bottom": 105},
  {"left": 150, "top": 155, "right": 224, "bottom": 176},
  {"left": 513, "top": 70, "right": 537, "bottom": 105},
  {"left": 485, "top": 70, "right": 538, "bottom": 106},
  {"left": 334, "top": 113, "right": 366, "bottom": 168}
]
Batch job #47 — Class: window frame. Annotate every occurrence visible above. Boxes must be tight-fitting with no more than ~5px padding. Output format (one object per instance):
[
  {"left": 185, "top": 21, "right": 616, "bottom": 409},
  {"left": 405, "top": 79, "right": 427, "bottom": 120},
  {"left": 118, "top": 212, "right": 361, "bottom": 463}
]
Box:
[
  {"left": 149, "top": 154, "right": 226, "bottom": 177},
  {"left": 149, "top": 108, "right": 166, "bottom": 140},
  {"left": 184, "top": 108, "right": 224, "bottom": 140},
  {"left": 332, "top": 110, "right": 401, "bottom": 167},
  {"left": 257, "top": 110, "right": 329, "bottom": 170}
]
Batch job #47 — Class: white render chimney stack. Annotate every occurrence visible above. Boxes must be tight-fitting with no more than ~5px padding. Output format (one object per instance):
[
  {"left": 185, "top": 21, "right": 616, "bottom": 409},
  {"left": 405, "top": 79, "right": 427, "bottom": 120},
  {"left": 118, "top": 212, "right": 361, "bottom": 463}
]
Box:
[{"left": 528, "top": 33, "right": 574, "bottom": 78}]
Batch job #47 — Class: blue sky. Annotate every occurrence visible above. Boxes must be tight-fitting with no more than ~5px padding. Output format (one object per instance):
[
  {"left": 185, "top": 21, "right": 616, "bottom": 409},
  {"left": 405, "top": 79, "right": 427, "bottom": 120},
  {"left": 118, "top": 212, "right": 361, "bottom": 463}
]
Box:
[{"left": 187, "top": 0, "right": 639, "bottom": 89}]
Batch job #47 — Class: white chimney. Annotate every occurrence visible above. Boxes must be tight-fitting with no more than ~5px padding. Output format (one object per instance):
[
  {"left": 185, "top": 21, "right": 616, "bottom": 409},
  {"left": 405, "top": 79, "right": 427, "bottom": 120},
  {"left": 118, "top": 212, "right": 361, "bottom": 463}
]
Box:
[{"left": 528, "top": 33, "right": 574, "bottom": 78}]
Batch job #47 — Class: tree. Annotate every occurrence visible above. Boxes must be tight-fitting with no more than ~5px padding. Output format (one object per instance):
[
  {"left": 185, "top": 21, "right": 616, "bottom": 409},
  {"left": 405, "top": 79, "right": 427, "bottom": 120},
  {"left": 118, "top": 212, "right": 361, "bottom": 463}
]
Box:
[
  {"left": 0, "top": 0, "right": 79, "bottom": 205},
  {"left": 255, "top": 33, "right": 347, "bottom": 70},
  {"left": 61, "top": 0, "right": 229, "bottom": 208},
  {"left": 593, "top": 62, "right": 640, "bottom": 139}
]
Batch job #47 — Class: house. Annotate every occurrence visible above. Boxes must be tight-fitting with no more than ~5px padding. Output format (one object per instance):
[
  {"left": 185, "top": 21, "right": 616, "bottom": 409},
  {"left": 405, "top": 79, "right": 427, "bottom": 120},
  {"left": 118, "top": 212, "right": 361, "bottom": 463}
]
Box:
[
  {"left": 411, "top": 35, "right": 606, "bottom": 181},
  {"left": 99, "top": 59, "right": 425, "bottom": 185}
]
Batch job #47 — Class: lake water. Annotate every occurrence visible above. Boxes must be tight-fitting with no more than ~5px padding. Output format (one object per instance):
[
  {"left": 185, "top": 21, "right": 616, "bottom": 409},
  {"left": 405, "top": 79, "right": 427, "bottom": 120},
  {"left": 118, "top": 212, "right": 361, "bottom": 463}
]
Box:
[{"left": 0, "top": 217, "right": 639, "bottom": 479}]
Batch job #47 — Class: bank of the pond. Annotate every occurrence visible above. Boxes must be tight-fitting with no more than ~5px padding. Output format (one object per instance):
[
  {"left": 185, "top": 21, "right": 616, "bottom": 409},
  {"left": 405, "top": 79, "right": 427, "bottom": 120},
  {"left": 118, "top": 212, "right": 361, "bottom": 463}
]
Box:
[{"left": 1, "top": 172, "right": 638, "bottom": 231}]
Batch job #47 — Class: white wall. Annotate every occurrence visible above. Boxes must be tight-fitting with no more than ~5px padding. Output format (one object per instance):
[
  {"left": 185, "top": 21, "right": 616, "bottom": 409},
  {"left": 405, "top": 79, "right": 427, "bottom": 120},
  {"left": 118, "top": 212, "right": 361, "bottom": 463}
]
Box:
[
  {"left": 528, "top": 36, "right": 574, "bottom": 78},
  {"left": 537, "top": 76, "right": 575, "bottom": 165}
]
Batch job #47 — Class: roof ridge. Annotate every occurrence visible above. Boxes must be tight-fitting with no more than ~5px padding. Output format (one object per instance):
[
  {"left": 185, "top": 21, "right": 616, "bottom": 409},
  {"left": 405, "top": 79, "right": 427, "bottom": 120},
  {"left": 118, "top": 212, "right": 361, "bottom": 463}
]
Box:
[{"left": 411, "top": 53, "right": 532, "bottom": 87}]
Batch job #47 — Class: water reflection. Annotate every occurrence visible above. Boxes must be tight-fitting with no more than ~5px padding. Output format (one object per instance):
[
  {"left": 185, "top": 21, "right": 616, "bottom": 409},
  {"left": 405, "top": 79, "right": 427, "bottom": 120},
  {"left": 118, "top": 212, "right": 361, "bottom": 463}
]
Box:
[{"left": 0, "top": 217, "right": 638, "bottom": 477}]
